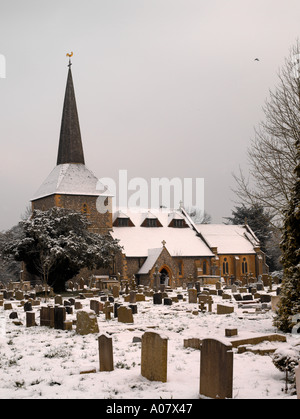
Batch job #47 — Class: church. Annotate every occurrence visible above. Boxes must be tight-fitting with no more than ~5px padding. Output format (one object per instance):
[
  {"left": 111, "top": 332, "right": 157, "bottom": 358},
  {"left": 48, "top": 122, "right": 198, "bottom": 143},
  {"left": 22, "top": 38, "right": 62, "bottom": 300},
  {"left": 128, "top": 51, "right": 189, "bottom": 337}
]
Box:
[{"left": 30, "top": 62, "right": 269, "bottom": 288}]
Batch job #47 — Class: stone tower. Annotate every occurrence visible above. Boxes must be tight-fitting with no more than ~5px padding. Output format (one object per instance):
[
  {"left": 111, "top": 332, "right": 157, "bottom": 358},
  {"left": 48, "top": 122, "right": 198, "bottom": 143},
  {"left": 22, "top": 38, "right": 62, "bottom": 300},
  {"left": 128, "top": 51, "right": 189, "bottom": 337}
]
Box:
[{"left": 31, "top": 62, "right": 112, "bottom": 234}]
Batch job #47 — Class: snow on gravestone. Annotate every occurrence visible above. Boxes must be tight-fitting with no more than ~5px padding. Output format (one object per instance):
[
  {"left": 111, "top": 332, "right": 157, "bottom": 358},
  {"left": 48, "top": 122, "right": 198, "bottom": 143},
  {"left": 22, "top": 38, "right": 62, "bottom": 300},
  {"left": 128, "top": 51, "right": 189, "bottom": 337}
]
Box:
[{"left": 76, "top": 310, "right": 99, "bottom": 335}]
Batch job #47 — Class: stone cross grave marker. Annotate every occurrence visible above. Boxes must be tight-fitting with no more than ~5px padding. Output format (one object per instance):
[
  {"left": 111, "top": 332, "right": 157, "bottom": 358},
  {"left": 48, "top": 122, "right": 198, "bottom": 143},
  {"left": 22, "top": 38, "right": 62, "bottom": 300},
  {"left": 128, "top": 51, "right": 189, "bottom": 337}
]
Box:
[
  {"left": 141, "top": 331, "right": 168, "bottom": 383},
  {"left": 200, "top": 338, "right": 233, "bottom": 399}
]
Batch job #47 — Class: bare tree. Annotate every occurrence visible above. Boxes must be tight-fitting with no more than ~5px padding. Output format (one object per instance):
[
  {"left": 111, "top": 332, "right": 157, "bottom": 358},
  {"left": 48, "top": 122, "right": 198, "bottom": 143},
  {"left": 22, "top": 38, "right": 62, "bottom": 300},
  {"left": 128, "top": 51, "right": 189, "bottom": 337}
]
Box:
[{"left": 233, "top": 41, "right": 300, "bottom": 228}]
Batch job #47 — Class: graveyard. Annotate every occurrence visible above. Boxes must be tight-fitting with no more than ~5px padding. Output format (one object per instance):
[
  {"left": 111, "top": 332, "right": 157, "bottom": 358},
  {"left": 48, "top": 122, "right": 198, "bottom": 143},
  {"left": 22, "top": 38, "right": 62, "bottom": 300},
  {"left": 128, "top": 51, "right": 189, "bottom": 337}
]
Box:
[{"left": 0, "top": 277, "right": 299, "bottom": 399}]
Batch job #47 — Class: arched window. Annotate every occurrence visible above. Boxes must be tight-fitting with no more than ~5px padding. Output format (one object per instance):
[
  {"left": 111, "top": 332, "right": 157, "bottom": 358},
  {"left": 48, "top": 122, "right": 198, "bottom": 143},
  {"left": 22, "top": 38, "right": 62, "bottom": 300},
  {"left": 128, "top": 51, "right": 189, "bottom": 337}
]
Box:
[
  {"left": 223, "top": 258, "right": 229, "bottom": 275},
  {"left": 242, "top": 257, "right": 248, "bottom": 274}
]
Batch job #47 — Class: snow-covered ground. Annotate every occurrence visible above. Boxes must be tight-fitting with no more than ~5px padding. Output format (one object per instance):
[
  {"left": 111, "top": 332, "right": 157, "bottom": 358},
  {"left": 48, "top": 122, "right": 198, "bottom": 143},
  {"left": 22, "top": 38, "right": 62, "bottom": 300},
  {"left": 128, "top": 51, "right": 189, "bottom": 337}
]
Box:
[{"left": 0, "top": 286, "right": 298, "bottom": 399}]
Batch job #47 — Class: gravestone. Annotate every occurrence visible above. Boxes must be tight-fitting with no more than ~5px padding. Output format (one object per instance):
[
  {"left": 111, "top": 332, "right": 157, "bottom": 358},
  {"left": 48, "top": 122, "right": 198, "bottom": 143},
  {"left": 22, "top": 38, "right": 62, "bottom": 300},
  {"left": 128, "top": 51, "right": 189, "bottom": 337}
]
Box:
[
  {"left": 54, "top": 295, "right": 63, "bottom": 305},
  {"left": 23, "top": 301, "right": 32, "bottom": 312},
  {"left": 200, "top": 338, "right": 233, "bottom": 399},
  {"left": 217, "top": 304, "right": 234, "bottom": 315},
  {"left": 40, "top": 306, "right": 51, "bottom": 327},
  {"left": 296, "top": 365, "right": 300, "bottom": 399},
  {"left": 76, "top": 310, "right": 99, "bottom": 335},
  {"left": 98, "top": 334, "right": 114, "bottom": 372},
  {"left": 129, "top": 291, "right": 136, "bottom": 304},
  {"left": 114, "top": 302, "right": 121, "bottom": 318},
  {"left": 90, "top": 299, "right": 101, "bottom": 315},
  {"left": 188, "top": 288, "right": 197, "bottom": 304},
  {"left": 54, "top": 306, "right": 66, "bottom": 330},
  {"left": 112, "top": 285, "right": 119, "bottom": 298},
  {"left": 153, "top": 292, "right": 162, "bottom": 305},
  {"left": 117, "top": 306, "right": 134, "bottom": 323},
  {"left": 164, "top": 298, "right": 172, "bottom": 306},
  {"left": 26, "top": 311, "right": 36, "bottom": 327},
  {"left": 141, "top": 332, "right": 168, "bottom": 383}
]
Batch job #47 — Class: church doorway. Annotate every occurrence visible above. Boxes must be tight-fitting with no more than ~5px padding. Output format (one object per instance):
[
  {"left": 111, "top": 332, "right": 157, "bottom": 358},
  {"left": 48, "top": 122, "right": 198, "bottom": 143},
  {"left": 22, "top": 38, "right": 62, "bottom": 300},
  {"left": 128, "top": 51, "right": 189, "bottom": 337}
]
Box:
[{"left": 159, "top": 267, "right": 171, "bottom": 286}]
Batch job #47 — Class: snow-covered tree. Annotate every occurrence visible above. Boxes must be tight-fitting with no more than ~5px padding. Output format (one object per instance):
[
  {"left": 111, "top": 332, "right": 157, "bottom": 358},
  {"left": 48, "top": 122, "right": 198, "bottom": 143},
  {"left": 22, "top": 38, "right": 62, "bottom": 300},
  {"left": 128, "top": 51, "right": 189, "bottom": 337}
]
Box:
[
  {"left": 2, "top": 207, "right": 122, "bottom": 292},
  {"left": 274, "top": 135, "right": 300, "bottom": 333}
]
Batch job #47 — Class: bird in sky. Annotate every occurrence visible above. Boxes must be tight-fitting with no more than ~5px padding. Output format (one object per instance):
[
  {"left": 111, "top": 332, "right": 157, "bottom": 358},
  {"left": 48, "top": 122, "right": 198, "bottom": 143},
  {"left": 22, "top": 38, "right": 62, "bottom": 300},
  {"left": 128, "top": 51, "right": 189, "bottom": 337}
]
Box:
[{"left": 254, "top": 58, "right": 260, "bottom": 61}]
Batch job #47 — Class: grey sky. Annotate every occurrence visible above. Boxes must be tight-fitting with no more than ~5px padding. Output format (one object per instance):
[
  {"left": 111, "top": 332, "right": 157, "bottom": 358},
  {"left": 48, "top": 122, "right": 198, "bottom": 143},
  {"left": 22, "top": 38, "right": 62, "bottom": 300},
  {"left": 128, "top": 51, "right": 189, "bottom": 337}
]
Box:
[{"left": 0, "top": 0, "right": 300, "bottom": 231}]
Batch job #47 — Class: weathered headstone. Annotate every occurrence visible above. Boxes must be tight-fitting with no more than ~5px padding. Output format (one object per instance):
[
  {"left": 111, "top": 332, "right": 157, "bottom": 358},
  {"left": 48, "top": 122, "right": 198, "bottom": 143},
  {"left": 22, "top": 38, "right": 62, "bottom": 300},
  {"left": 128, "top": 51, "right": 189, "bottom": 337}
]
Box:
[
  {"left": 54, "top": 295, "right": 63, "bottom": 305},
  {"left": 188, "top": 288, "right": 197, "bottom": 304},
  {"left": 98, "top": 334, "right": 114, "bottom": 372},
  {"left": 129, "top": 290, "right": 136, "bottom": 304},
  {"left": 112, "top": 285, "right": 119, "bottom": 298},
  {"left": 200, "top": 338, "right": 233, "bottom": 399},
  {"left": 217, "top": 304, "right": 234, "bottom": 315},
  {"left": 26, "top": 311, "right": 36, "bottom": 327},
  {"left": 117, "top": 306, "right": 134, "bottom": 323},
  {"left": 76, "top": 310, "right": 99, "bottom": 335},
  {"left": 141, "top": 332, "right": 168, "bottom": 383},
  {"left": 40, "top": 306, "right": 51, "bottom": 327}
]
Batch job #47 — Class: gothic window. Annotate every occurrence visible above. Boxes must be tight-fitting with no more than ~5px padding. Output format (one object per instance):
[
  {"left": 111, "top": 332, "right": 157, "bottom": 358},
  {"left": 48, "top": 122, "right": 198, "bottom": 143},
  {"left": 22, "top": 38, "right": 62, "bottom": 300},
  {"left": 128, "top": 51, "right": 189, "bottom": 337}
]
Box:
[
  {"left": 223, "top": 258, "right": 229, "bottom": 275},
  {"left": 242, "top": 257, "right": 248, "bottom": 274}
]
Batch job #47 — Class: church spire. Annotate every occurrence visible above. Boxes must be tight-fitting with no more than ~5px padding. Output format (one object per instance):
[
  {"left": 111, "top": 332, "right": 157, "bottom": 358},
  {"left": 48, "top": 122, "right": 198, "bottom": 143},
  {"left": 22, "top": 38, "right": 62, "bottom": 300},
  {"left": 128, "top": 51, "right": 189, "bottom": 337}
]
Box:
[{"left": 57, "top": 58, "right": 85, "bottom": 165}]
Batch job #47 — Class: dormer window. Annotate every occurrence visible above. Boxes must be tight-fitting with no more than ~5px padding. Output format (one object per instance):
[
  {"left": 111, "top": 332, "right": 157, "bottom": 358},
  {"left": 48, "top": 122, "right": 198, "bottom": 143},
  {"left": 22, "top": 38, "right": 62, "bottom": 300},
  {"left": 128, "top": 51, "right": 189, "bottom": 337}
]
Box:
[
  {"left": 118, "top": 218, "right": 129, "bottom": 227},
  {"left": 113, "top": 211, "right": 135, "bottom": 227},
  {"left": 140, "top": 211, "right": 162, "bottom": 227},
  {"left": 173, "top": 219, "right": 184, "bottom": 228}
]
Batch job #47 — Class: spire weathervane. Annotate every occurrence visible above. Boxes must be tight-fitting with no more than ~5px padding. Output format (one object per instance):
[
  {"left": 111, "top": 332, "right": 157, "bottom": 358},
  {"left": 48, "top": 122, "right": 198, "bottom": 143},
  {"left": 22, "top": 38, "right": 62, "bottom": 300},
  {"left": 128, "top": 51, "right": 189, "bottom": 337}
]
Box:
[{"left": 66, "top": 51, "right": 73, "bottom": 67}]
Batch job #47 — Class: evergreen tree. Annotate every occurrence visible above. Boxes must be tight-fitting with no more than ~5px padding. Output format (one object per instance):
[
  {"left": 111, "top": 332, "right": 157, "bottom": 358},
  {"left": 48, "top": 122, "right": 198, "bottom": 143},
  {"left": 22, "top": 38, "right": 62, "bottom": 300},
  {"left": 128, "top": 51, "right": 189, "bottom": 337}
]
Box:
[
  {"left": 225, "top": 204, "right": 279, "bottom": 270},
  {"left": 2, "top": 207, "right": 121, "bottom": 293},
  {"left": 274, "top": 138, "right": 300, "bottom": 333}
]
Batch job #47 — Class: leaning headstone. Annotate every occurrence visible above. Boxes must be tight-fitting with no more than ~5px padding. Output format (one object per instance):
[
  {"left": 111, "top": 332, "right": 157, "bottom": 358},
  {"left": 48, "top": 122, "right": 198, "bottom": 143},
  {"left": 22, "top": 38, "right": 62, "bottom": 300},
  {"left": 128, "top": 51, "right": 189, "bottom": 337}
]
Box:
[
  {"left": 141, "top": 332, "right": 168, "bottom": 383},
  {"left": 98, "top": 334, "right": 114, "bottom": 372},
  {"left": 296, "top": 365, "right": 300, "bottom": 399},
  {"left": 76, "top": 310, "right": 99, "bottom": 335},
  {"left": 200, "top": 338, "right": 233, "bottom": 399}
]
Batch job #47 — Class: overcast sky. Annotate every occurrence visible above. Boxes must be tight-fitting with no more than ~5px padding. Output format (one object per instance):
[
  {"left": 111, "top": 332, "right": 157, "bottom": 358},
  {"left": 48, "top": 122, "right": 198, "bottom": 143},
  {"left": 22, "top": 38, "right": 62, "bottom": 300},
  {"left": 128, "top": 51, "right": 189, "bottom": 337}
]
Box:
[{"left": 0, "top": 0, "right": 300, "bottom": 231}]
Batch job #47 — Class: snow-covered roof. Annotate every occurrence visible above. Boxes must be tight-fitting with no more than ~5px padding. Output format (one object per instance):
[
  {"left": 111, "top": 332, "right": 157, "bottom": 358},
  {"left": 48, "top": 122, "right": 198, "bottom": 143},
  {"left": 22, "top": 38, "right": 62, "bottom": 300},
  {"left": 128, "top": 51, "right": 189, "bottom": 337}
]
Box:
[
  {"left": 31, "top": 163, "right": 112, "bottom": 201},
  {"left": 195, "top": 224, "right": 260, "bottom": 255},
  {"left": 138, "top": 248, "right": 163, "bottom": 274},
  {"left": 111, "top": 209, "right": 214, "bottom": 257}
]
